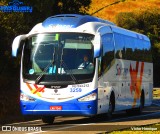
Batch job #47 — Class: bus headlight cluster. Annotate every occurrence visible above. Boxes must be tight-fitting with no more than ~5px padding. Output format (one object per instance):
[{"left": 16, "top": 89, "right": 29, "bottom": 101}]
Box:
[
  {"left": 20, "top": 93, "right": 35, "bottom": 101},
  {"left": 78, "top": 93, "right": 97, "bottom": 102}
]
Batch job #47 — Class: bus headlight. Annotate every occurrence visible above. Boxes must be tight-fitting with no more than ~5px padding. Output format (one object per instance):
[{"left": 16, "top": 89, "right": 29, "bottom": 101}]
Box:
[
  {"left": 20, "top": 93, "right": 35, "bottom": 101},
  {"left": 78, "top": 93, "right": 97, "bottom": 102}
]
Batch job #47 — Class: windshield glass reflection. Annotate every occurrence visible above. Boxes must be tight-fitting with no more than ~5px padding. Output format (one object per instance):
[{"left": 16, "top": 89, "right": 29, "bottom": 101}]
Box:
[{"left": 23, "top": 33, "right": 95, "bottom": 83}]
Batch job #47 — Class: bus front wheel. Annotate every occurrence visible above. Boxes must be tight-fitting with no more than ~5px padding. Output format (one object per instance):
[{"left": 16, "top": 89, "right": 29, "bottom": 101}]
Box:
[
  {"left": 42, "top": 116, "right": 55, "bottom": 124},
  {"left": 107, "top": 92, "right": 115, "bottom": 119}
]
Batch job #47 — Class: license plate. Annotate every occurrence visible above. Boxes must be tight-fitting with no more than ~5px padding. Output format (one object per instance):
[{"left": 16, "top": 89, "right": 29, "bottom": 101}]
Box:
[{"left": 50, "top": 106, "right": 62, "bottom": 110}]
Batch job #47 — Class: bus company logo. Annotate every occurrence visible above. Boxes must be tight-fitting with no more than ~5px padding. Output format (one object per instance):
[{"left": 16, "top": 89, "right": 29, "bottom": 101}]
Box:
[
  {"left": 51, "top": 86, "right": 61, "bottom": 89},
  {"left": 54, "top": 89, "right": 58, "bottom": 93},
  {"left": 0, "top": 0, "right": 33, "bottom": 13},
  {"left": 116, "top": 64, "right": 128, "bottom": 77}
]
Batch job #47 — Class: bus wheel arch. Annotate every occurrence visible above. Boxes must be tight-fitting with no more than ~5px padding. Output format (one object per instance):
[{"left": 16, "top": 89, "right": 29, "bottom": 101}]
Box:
[
  {"left": 107, "top": 91, "right": 115, "bottom": 119},
  {"left": 126, "top": 89, "right": 145, "bottom": 115}
]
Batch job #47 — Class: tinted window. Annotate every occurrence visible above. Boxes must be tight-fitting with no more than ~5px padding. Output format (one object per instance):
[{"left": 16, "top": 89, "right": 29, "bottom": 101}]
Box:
[
  {"left": 101, "top": 33, "right": 114, "bottom": 72},
  {"left": 114, "top": 33, "right": 152, "bottom": 62},
  {"left": 125, "top": 36, "right": 135, "bottom": 60},
  {"left": 114, "top": 33, "right": 125, "bottom": 59},
  {"left": 143, "top": 41, "right": 152, "bottom": 62},
  {"left": 134, "top": 38, "right": 144, "bottom": 61}
]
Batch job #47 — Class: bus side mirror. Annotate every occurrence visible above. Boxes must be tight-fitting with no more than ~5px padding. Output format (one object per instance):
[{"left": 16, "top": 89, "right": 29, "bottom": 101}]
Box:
[
  {"left": 93, "top": 33, "right": 101, "bottom": 58},
  {"left": 12, "top": 35, "right": 26, "bottom": 57}
]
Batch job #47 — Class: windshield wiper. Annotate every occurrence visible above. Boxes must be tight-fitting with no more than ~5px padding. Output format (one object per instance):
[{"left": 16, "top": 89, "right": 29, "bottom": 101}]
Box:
[
  {"left": 61, "top": 61, "right": 79, "bottom": 84},
  {"left": 35, "top": 47, "right": 55, "bottom": 84},
  {"left": 35, "top": 60, "right": 54, "bottom": 84},
  {"left": 60, "top": 47, "right": 79, "bottom": 84}
]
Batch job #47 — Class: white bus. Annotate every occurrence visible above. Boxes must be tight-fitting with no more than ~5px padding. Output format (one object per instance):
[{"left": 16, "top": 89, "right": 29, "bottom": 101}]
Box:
[{"left": 12, "top": 14, "right": 153, "bottom": 124}]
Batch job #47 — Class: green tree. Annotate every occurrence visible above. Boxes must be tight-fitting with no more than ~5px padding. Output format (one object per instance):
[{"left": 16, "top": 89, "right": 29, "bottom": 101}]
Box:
[{"left": 115, "top": 12, "right": 138, "bottom": 30}]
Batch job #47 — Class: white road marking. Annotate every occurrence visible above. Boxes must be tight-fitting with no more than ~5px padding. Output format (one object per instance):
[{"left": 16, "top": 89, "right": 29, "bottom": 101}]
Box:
[
  {"left": 26, "top": 131, "right": 47, "bottom": 134},
  {"left": 6, "top": 120, "right": 42, "bottom": 125},
  {"left": 48, "top": 123, "right": 96, "bottom": 131},
  {"left": 109, "top": 111, "right": 160, "bottom": 122}
]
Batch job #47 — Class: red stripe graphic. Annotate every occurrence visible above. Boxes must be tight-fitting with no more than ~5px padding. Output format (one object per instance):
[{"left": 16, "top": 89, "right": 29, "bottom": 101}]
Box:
[
  {"left": 26, "top": 83, "right": 45, "bottom": 94},
  {"left": 129, "top": 61, "right": 144, "bottom": 107},
  {"left": 33, "top": 86, "right": 45, "bottom": 94},
  {"left": 26, "top": 83, "right": 33, "bottom": 91}
]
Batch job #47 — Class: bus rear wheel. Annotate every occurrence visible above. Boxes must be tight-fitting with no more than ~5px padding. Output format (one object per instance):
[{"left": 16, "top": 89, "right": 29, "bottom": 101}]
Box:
[
  {"left": 136, "top": 91, "right": 145, "bottom": 114},
  {"left": 126, "top": 91, "right": 145, "bottom": 115},
  {"left": 42, "top": 116, "right": 55, "bottom": 124}
]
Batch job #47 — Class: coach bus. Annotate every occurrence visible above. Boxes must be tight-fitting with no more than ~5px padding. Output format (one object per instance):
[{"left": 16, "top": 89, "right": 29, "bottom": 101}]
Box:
[{"left": 12, "top": 14, "right": 153, "bottom": 124}]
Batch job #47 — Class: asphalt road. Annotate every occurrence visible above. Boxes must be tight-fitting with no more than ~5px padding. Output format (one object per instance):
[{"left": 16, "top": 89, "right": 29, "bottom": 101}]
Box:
[{"left": 1, "top": 99, "right": 160, "bottom": 134}]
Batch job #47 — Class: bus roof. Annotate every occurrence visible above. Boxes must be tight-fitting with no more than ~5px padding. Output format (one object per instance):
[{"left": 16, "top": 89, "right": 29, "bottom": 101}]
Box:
[
  {"left": 29, "top": 14, "right": 150, "bottom": 42},
  {"left": 110, "top": 25, "right": 150, "bottom": 41},
  {"left": 42, "top": 14, "right": 115, "bottom": 28}
]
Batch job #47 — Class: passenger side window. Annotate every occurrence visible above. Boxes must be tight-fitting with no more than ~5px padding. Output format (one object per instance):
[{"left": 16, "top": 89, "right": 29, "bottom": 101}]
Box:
[
  {"left": 115, "top": 33, "right": 125, "bottom": 59},
  {"left": 143, "top": 41, "right": 152, "bottom": 62},
  {"left": 125, "top": 36, "right": 135, "bottom": 61},
  {"left": 101, "top": 33, "right": 114, "bottom": 72}
]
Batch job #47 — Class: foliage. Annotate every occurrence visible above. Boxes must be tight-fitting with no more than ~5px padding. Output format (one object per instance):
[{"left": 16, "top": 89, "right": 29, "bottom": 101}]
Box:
[
  {"left": 115, "top": 12, "right": 138, "bottom": 30},
  {"left": 88, "top": 0, "right": 160, "bottom": 23},
  {"left": 116, "top": 9, "right": 159, "bottom": 36},
  {"left": 115, "top": 8, "right": 160, "bottom": 58}
]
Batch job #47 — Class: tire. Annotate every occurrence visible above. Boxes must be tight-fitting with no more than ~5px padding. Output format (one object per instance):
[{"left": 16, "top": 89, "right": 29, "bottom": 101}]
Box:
[
  {"left": 107, "top": 93, "right": 115, "bottom": 119},
  {"left": 126, "top": 91, "right": 144, "bottom": 115},
  {"left": 136, "top": 91, "right": 144, "bottom": 114},
  {"left": 42, "top": 116, "right": 55, "bottom": 124},
  {"left": 107, "top": 100, "right": 113, "bottom": 119}
]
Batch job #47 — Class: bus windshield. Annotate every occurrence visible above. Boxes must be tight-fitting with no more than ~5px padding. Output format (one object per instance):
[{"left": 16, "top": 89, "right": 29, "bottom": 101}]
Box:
[{"left": 23, "top": 33, "right": 95, "bottom": 84}]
